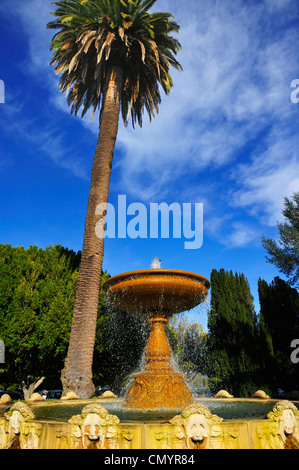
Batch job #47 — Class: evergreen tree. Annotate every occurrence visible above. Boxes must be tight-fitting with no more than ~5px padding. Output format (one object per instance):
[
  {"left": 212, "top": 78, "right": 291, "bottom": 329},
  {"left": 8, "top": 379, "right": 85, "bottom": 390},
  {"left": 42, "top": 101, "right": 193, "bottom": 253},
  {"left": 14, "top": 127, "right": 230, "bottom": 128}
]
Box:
[
  {"left": 0, "top": 244, "right": 147, "bottom": 393},
  {"left": 0, "top": 244, "right": 81, "bottom": 389},
  {"left": 258, "top": 276, "right": 299, "bottom": 392},
  {"left": 262, "top": 192, "right": 299, "bottom": 288},
  {"left": 207, "top": 269, "right": 261, "bottom": 397}
]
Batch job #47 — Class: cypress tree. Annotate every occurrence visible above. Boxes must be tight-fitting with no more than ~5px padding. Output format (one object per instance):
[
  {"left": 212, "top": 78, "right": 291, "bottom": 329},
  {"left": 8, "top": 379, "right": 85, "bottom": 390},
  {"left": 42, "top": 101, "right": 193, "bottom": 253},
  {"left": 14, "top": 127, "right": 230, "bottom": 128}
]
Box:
[
  {"left": 258, "top": 277, "right": 299, "bottom": 392},
  {"left": 207, "top": 269, "right": 260, "bottom": 397},
  {"left": 262, "top": 192, "right": 299, "bottom": 289}
]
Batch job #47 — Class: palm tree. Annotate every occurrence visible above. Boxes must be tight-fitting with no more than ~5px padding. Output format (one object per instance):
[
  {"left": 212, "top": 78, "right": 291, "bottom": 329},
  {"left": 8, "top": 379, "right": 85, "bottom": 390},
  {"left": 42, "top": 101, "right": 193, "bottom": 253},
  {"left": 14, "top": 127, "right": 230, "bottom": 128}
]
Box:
[{"left": 48, "top": 0, "right": 182, "bottom": 398}]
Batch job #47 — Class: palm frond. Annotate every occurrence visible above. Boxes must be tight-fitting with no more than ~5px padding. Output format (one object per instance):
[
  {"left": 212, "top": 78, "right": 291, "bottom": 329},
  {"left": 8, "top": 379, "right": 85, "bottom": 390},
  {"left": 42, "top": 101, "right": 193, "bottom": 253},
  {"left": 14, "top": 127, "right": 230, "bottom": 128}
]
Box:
[{"left": 48, "top": 0, "right": 182, "bottom": 126}]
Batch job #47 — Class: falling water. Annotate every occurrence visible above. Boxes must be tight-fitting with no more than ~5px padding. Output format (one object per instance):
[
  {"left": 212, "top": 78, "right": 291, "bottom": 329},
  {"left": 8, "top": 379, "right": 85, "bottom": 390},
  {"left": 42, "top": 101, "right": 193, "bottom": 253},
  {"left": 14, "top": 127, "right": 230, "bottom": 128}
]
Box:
[{"left": 150, "top": 257, "right": 161, "bottom": 269}]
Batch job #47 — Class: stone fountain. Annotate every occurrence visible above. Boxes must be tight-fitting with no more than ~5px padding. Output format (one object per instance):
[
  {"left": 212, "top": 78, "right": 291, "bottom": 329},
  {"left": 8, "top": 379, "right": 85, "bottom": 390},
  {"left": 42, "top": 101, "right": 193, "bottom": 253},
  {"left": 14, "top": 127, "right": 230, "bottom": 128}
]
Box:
[
  {"left": 103, "top": 259, "right": 210, "bottom": 410},
  {"left": 1, "top": 260, "right": 299, "bottom": 449}
]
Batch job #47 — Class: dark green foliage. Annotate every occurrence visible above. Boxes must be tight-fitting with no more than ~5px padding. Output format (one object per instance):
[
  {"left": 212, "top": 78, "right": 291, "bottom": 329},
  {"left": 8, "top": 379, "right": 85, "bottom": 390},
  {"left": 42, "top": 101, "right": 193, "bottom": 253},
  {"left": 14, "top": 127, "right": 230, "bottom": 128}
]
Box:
[
  {"left": 0, "top": 244, "right": 81, "bottom": 389},
  {"left": 0, "top": 244, "right": 148, "bottom": 392},
  {"left": 206, "top": 269, "right": 261, "bottom": 397},
  {"left": 262, "top": 192, "right": 299, "bottom": 288},
  {"left": 258, "top": 276, "right": 299, "bottom": 392}
]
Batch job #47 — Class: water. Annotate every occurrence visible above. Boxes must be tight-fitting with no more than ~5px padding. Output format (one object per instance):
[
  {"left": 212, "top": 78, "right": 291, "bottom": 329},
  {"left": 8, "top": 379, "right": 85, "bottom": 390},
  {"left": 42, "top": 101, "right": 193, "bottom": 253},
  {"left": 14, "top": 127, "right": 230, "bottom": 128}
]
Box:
[
  {"left": 150, "top": 257, "right": 161, "bottom": 269},
  {"left": 197, "top": 400, "right": 274, "bottom": 419},
  {"left": 29, "top": 399, "right": 277, "bottom": 422}
]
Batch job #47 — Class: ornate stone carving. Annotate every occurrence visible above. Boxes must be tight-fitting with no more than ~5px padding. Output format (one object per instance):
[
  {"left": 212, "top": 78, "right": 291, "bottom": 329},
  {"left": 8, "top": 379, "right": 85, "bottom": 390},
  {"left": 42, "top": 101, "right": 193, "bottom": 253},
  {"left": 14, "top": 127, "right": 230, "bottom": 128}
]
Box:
[
  {"left": 4, "top": 402, "right": 42, "bottom": 449},
  {"left": 124, "top": 371, "right": 193, "bottom": 410},
  {"left": 266, "top": 400, "right": 299, "bottom": 449},
  {"left": 68, "top": 404, "right": 120, "bottom": 449},
  {"left": 255, "top": 400, "right": 299, "bottom": 449},
  {"left": 170, "top": 403, "right": 223, "bottom": 449},
  {"left": 252, "top": 390, "right": 270, "bottom": 399},
  {"left": 214, "top": 390, "right": 234, "bottom": 398},
  {"left": 0, "top": 417, "right": 9, "bottom": 449}
]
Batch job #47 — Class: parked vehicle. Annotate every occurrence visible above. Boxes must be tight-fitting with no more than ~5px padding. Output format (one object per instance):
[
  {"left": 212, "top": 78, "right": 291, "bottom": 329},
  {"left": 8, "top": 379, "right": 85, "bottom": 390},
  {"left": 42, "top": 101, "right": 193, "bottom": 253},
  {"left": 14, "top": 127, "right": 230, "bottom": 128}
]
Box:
[
  {"left": 97, "top": 385, "right": 111, "bottom": 396},
  {"left": 46, "top": 390, "right": 63, "bottom": 400},
  {"left": 39, "top": 390, "right": 48, "bottom": 399}
]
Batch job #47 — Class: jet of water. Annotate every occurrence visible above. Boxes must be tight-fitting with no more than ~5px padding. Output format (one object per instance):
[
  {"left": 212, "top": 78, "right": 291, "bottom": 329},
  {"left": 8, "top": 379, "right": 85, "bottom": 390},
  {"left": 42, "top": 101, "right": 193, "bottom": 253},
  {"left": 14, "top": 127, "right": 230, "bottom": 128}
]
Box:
[{"left": 150, "top": 257, "right": 161, "bottom": 269}]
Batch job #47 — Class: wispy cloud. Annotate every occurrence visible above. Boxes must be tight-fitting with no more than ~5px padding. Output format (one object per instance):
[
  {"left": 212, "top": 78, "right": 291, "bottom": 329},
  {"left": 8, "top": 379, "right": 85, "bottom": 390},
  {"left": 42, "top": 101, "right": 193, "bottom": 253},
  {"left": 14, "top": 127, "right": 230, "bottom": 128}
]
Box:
[
  {"left": 0, "top": 98, "right": 89, "bottom": 180},
  {"left": 0, "top": 0, "right": 89, "bottom": 180},
  {"left": 230, "top": 127, "right": 299, "bottom": 226},
  {"left": 115, "top": 0, "right": 298, "bottom": 214}
]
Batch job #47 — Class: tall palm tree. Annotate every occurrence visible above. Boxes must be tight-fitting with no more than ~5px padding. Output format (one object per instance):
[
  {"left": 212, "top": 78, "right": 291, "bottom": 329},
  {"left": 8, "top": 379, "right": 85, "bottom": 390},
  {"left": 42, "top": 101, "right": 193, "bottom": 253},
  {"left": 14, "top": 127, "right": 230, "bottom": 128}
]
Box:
[{"left": 48, "top": 0, "right": 182, "bottom": 398}]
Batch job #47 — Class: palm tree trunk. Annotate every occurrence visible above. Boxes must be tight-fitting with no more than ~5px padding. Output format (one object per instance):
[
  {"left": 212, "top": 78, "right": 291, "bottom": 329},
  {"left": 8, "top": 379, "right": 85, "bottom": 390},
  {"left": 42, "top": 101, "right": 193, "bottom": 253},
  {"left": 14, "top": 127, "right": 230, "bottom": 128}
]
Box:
[{"left": 61, "top": 66, "right": 123, "bottom": 398}]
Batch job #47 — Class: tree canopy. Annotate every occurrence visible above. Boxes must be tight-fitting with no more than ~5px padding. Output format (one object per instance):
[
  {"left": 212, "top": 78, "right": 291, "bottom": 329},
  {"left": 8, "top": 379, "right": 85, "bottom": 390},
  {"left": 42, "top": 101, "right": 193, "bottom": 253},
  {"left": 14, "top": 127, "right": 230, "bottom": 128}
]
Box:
[
  {"left": 206, "top": 269, "right": 262, "bottom": 396},
  {"left": 0, "top": 244, "right": 80, "bottom": 389},
  {"left": 48, "top": 0, "right": 182, "bottom": 126},
  {"left": 0, "top": 244, "right": 148, "bottom": 393},
  {"left": 262, "top": 192, "right": 299, "bottom": 289},
  {"left": 258, "top": 276, "right": 299, "bottom": 392}
]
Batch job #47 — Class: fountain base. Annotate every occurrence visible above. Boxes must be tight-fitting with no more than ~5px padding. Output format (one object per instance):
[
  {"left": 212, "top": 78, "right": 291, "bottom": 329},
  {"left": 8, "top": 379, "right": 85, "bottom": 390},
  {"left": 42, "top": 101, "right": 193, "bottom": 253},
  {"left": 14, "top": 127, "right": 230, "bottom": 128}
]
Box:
[
  {"left": 122, "top": 315, "right": 193, "bottom": 410},
  {"left": 123, "top": 370, "right": 193, "bottom": 410}
]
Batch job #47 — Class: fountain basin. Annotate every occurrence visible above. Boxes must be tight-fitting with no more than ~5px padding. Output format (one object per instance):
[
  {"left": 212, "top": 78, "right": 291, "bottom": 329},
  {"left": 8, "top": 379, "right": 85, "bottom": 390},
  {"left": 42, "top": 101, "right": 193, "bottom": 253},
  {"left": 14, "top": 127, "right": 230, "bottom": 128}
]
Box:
[
  {"left": 17, "top": 398, "right": 287, "bottom": 421},
  {"left": 1, "top": 398, "right": 298, "bottom": 449},
  {"left": 103, "top": 269, "right": 210, "bottom": 315}
]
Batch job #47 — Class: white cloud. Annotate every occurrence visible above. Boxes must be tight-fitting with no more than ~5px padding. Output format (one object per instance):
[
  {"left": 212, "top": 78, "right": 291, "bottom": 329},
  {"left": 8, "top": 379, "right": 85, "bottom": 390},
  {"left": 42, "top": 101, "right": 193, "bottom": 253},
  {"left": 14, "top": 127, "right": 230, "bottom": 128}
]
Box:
[
  {"left": 224, "top": 222, "right": 260, "bottom": 248},
  {"left": 13, "top": 0, "right": 53, "bottom": 75},
  {"left": 0, "top": 0, "right": 90, "bottom": 180},
  {"left": 230, "top": 127, "right": 299, "bottom": 226},
  {"left": 116, "top": 0, "right": 299, "bottom": 208},
  {"left": 0, "top": 99, "right": 89, "bottom": 180}
]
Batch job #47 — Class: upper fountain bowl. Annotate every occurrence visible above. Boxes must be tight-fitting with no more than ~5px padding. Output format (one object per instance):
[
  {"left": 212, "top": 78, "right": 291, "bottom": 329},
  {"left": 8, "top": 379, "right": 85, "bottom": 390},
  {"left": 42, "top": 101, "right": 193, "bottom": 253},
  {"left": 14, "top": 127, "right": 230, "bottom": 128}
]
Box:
[{"left": 103, "top": 269, "right": 210, "bottom": 316}]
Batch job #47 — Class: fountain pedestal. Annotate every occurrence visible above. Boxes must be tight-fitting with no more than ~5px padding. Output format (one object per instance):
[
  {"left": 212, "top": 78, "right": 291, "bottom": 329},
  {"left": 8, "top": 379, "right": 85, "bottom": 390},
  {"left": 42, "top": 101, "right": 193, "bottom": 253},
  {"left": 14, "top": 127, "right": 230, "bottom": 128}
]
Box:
[{"left": 123, "top": 315, "right": 193, "bottom": 409}]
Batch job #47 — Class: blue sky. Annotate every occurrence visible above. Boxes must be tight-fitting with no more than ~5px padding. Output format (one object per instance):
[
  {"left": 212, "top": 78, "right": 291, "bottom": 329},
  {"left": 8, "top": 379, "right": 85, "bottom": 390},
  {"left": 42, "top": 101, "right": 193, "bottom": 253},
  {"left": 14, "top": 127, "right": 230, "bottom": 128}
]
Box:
[{"left": 0, "top": 0, "right": 298, "bottom": 329}]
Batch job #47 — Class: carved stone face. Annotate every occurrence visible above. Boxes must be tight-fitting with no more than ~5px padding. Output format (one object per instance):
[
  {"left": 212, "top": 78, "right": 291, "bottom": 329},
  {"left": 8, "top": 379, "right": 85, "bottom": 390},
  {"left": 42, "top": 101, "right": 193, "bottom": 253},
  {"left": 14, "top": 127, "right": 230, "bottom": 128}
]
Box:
[
  {"left": 280, "top": 409, "right": 298, "bottom": 437},
  {"left": 9, "top": 411, "right": 22, "bottom": 436},
  {"left": 184, "top": 414, "right": 209, "bottom": 449},
  {"left": 82, "top": 414, "right": 106, "bottom": 449}
]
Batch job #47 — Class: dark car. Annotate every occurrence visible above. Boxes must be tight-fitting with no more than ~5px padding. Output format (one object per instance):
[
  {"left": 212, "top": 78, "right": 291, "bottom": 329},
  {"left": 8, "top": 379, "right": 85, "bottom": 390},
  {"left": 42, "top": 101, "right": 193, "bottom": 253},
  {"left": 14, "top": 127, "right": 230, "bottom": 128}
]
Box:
[
  {"left": 96, "top": 385, "right": 111, "bottom": 396},
  {"left": 46, "top": 390, "right": 63, "bottom": 400},
  {"left": 0, "top": 390, "right": 24, "bottom": 401}
]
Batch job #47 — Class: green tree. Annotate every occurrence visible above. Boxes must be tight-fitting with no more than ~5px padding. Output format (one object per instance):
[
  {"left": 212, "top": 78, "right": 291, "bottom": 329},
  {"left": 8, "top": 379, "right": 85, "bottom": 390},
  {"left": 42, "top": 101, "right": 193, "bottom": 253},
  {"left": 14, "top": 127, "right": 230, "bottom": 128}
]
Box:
[
  {"left": 258, "top": 276, "right": 299, "bottom": 392},
  {"left": 167, "top": 315, "right": 208, "bottom": 393},
  {"left": 207, "top": 269, "right": 260, "bottom": 397},
  {"left": 262, "top": 192, "right": 299, "bottom": 288},
  {"left": 0, "top": 244, "right": 81, "bottom": 390},
  {"left": 48, "top": 0, "right": 182, "bottom": 398},
  {"left": 0, "top": 244, "right": 147, "bottom": 393}
]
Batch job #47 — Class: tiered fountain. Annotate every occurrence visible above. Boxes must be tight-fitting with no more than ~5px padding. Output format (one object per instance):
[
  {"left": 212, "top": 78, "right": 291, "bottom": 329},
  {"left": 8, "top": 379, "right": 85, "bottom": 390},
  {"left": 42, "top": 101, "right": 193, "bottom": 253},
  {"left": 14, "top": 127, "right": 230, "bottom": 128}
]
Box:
[
  {"left": 1, "top": 259, "right": 299, "bottom": 449},
  {"left": 103, "top": 258, "right": 210, "bottom": 410}
]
